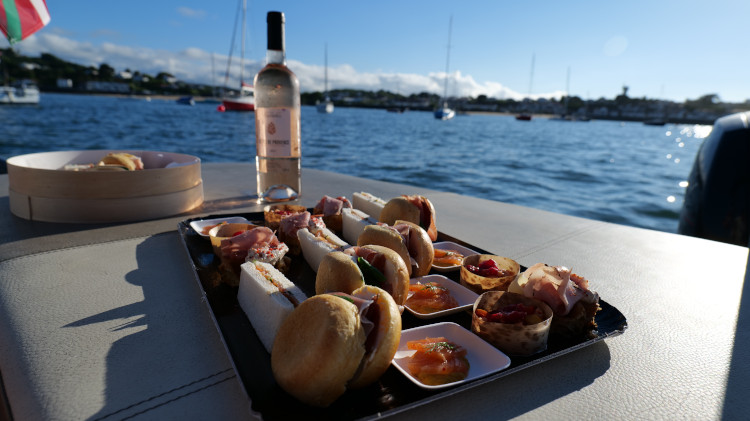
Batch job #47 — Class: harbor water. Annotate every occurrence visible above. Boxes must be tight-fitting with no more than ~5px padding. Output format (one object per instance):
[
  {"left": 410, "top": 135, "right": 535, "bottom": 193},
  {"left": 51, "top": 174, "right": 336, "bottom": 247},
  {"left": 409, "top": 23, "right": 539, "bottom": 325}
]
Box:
[{"left": 0, "top": 93, "right": 712, "bottom": 233}]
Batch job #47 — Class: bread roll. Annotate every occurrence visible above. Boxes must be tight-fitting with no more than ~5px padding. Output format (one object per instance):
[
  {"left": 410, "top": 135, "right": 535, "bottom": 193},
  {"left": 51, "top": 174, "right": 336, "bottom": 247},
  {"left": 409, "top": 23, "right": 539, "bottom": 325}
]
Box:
[{"left": 271, "top": 294, "right": 365, "bottom": 407}]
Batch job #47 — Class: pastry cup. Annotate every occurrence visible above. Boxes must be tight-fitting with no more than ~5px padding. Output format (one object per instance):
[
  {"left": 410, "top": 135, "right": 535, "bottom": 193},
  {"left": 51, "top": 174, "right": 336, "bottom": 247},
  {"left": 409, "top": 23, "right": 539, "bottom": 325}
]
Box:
[
  {"left": 471, "top": 291, "right": 553, "bottom": 356},
  {"left": 460, "top": 254, "right": 520, "bottom": 294}
]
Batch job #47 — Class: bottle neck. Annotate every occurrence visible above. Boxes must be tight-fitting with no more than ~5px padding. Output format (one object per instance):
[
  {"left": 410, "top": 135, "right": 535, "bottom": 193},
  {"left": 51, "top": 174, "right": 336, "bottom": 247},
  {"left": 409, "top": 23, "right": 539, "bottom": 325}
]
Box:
[{"left": 266, "top": 49, "right": 285, "bottom": 65}]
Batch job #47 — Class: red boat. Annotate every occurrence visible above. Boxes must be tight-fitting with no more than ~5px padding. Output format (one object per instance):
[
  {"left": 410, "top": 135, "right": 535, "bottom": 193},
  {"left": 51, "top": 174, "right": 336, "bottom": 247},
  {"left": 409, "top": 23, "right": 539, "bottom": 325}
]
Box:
[
  {"left": 516, "top": 113, "right": 532, "bottom": 121},
  {"left": 219, "top": 0, "right": 254, "bottom": 112},
  {"left": 221, "top": 83, "right": 255, "bottom": 111}
]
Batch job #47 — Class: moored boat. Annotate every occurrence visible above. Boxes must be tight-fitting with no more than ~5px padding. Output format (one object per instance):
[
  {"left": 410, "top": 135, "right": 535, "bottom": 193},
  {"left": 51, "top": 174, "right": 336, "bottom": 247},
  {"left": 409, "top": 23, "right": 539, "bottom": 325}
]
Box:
[
  {"left": 0, "top": 1, "right": 49, "bottom": 105},
  {"left": 434, "top": 16, "right": 455, "bottom": 120},
  {"left": 222, "top": 83, "right": 254, "bottom": 111},
  {"left": 220, "top": 0, "right": 255, "bottom": 112},
  {"left": 316, "top": 43, "right": 334, "bottom": 114},
  {"left": 0, "top": 80, "right": 40, "bottom": 105},
  {"left": 515, "top": 113, "right": 532, "bottom": 121},
  {"left": 434, "top": 104, "right": 455, "bottom": 120},
  {"left": 176, "top": 96, "right": 195, "bottom": 106}
]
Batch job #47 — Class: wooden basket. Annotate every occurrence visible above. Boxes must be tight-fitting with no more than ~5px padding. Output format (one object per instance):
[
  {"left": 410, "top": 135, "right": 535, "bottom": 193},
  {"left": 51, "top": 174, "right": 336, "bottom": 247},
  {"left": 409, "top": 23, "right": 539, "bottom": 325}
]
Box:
[{"left": 7, "top": 150, "right": 204, "bottom": 223}]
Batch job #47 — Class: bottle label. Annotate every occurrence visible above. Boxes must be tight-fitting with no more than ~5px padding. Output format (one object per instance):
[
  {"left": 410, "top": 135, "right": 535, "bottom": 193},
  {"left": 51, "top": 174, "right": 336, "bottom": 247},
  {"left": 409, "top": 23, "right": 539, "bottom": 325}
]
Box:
[{"left": 256, "top": 107, "right": 293, "bottom": 157}]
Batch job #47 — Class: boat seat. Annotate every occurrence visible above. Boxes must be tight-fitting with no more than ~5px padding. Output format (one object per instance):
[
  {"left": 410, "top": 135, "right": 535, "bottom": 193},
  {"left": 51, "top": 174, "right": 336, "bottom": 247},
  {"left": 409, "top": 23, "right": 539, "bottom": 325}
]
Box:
[{"left": 678, "top": 111, "right": 750, "bottom": 246}]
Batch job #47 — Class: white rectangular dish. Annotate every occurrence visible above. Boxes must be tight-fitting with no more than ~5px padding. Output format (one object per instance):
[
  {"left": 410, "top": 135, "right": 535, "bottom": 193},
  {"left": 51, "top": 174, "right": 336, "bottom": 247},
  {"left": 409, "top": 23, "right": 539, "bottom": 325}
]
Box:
[
  {"left": 404, "top": 274, "right": 479, "bottom": 319},
  {"left": 391, "top": 322, "right": 512, "bottom": 390}
]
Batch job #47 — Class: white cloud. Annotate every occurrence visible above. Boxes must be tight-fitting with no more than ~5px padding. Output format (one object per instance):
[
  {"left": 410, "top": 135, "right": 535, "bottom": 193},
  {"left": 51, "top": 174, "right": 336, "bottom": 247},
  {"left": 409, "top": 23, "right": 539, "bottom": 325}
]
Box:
[
  {"left": 177, "top": 7, "right": 206, "bottom": 19},
  {"left": 16, "top": 32, "right": 565, "bottom": 100}
]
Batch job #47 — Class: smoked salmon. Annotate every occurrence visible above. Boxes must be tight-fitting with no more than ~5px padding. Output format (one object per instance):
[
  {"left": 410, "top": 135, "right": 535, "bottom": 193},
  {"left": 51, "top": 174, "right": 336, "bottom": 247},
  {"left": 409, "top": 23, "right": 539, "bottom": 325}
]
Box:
[
  {"left": 433, "top": 248, "right": 464, "bottom": 267},
  {"left": 406, "top": 337, "right": 469, "bottom": 385},
  {"left": 405, "top": 282, "right": 459, "bottom": 314}
]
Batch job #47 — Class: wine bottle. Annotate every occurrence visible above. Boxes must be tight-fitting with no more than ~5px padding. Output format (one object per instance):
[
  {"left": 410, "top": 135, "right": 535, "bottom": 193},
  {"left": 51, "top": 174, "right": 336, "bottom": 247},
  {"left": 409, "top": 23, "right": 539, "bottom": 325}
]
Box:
[{"left": 254, "top": 11, "right": 301, "bottom": 202}]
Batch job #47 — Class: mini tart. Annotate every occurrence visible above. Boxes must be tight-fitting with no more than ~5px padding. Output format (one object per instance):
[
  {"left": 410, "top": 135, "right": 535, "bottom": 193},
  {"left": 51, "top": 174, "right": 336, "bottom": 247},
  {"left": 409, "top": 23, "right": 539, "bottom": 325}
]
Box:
[
  {"left": 460, "top": 254, "right": 520, "bottom": 294},
  {"left": 264, "top": 204, "right": 307, "bottom": 231},
  {"left": 471, "top": 291, "right": 553, "bottom": 356}
]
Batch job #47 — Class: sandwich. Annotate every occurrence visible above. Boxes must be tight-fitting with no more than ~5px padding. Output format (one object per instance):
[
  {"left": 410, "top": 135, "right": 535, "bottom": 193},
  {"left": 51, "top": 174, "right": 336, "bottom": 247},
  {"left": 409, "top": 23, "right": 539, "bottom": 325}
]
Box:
[
  {"left": 271, "top": 285, "right": 401, "bottom": 407},
  {"left": 278, "top": 211, "right": 325, "bottom": 255},
  {"left": 315, "top": 245, "right": 410, "bottom": 306},
  {"left": 297, "top": 224, "right": 350, "bottom": 272},
  {"left": 218, "top": 226, "right": 289, "bottom": 285},
  {"left": 97, "top": 152, "right": 144, "bottom": 171},
  {"left": 380, "top": 195, "right": 438, "bottom": 242},
  {"left": 352, "top": 192, "right": 387, "bottom": 220},
  {"left": 313, "top": 195, "right": 352, "bottom": 234},
  {"left": 341, "top": 207, "right": 378, "bottom": 245},
  {"left": 237, "top": 261, "right": 307, "bottom": 353},
  {"left": 357, "top": 220, "right": 434, "bottom": 277}
]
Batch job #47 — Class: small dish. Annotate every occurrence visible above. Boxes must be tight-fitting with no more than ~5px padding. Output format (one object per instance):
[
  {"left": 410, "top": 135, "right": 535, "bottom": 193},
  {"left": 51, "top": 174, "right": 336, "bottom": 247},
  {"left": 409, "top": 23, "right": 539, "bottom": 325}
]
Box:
[
  {"left": 432, "top": 241, "right": 479, "bottom": 272},
  {"left": 391, "top": 322, "right": 511, "bottom": 390},
  {"left": 189, "top": 216, "right": 251, "bottom": 238},
  {"left": 404, "top": 275, "right": 479, "bottom": 319}
]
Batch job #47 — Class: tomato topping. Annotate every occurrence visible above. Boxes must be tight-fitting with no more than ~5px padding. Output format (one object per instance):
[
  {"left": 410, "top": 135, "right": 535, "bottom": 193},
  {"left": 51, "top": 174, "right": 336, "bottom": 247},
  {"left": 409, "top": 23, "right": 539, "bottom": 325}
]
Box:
[{"left": 475, "top": 303, "right": 541, "bottom": 324}]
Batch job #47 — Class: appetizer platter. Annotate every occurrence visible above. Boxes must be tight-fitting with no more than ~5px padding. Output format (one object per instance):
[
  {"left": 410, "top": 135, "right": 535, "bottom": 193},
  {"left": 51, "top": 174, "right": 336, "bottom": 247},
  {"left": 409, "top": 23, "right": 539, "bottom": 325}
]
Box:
[{"left": 177, "top": 195, "right": 627, "bottom": 420}]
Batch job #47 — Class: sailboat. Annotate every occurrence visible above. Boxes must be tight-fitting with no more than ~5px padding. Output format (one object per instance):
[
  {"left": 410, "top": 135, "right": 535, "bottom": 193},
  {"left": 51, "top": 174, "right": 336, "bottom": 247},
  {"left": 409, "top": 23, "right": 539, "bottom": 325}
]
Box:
[
  {"left": 0, "top": 0, "right": 50, "bottom": 105},
  {"left": 434, "top": 16, "right": 455, "bottom": 120},
  {"left": 220, "top": 0, "right": 254, "bottom": 111},
  {"left": 316, "top": 43, "right": 334, "bottom": 113},
  {"left": 516, "top": 53, "right": 535, "bottom": 121}
]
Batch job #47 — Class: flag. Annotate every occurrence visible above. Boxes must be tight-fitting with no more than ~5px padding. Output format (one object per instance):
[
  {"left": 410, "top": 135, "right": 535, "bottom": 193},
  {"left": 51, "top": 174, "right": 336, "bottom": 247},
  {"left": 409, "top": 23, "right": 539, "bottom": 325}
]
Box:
[{"left": 0, "top": 0, "right": 50, "bottom": 45}]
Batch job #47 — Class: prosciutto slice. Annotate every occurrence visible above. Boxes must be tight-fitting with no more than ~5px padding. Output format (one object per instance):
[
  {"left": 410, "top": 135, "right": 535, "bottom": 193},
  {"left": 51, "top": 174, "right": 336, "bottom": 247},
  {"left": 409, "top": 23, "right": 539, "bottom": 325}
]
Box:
[
  {"left": 280, "top": 211, "right": 311, "bottom": 239},
  {"left": 520, "top": 263, "right": 598, "bottom": 316},
  {"left": 314, "top": 195, "right": 352, "bottom": 216},
  {"left": 221, "top": 226, "right": 286, "bottom": 267}
]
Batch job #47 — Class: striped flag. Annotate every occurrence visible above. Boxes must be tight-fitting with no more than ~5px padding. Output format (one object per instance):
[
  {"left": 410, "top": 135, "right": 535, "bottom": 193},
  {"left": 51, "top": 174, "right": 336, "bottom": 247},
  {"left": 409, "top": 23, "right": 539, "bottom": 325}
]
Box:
[{"left": 0, "top": 0, "right": 50, "bottom": 45}]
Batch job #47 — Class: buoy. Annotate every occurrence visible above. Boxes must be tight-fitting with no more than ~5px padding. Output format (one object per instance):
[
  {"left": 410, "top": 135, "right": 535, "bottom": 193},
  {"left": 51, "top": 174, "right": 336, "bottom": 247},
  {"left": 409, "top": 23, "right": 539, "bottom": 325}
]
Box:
[{"left": 217, "top": 104, "right": 226, "bottom": 112}]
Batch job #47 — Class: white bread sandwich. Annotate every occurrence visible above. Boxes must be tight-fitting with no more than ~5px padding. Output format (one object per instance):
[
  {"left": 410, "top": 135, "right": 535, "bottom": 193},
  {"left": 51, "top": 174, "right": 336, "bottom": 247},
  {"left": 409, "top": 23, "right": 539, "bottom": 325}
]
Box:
[
  {"left": 237, "top": 261, "right": 307, "bottom": 353},
  {"left": 297, "top": 224, "right": 350, "bottom": 272},
  {"left": 352, "top": 192, "right": 387, "bottom": 220},
  {"left": 341, "top": 207, "right": 379, "bottom": 245}
]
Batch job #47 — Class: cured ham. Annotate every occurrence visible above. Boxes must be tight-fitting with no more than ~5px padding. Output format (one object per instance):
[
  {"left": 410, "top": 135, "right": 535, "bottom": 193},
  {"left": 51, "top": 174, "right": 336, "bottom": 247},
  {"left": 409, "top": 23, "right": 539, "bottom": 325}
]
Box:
[
  {"left": 314, "top": 195, "right": 352, "bottom": 216},
  {"left": 403, "top": 195, "right": 437, "bottom": 241},
  {"left": 220, "top": 226, "right": 288, "bottom": 267},
  {"left": 516, "top": 263, "right": 599, "bottom": 316}
]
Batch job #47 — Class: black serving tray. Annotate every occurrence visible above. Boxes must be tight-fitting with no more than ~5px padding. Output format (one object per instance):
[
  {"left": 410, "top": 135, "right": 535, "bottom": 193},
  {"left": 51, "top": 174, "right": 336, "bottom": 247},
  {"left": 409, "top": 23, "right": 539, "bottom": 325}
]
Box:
[{"left": 178, "top": 211, "right": 627, "bottom": 420}]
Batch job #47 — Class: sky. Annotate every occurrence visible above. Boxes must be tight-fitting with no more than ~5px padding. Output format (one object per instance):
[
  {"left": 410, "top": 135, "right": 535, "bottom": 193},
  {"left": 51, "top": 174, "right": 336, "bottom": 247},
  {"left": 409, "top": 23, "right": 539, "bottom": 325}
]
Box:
[{"left": 5, "top": 0, "right": 750, "bottom": 103}]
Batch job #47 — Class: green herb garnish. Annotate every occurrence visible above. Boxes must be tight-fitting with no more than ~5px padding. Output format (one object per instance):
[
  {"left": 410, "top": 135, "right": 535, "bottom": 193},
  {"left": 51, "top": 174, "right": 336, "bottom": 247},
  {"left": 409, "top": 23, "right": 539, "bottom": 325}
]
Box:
[{"left": 357, "top": 257, "right": 386, "bottom": 285}]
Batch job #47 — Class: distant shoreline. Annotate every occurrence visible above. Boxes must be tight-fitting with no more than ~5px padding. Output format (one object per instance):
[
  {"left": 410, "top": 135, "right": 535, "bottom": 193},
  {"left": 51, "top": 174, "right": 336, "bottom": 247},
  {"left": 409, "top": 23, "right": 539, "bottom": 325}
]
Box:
[{"left": 40, "top": 92, "right": 715, "bottom": 125}]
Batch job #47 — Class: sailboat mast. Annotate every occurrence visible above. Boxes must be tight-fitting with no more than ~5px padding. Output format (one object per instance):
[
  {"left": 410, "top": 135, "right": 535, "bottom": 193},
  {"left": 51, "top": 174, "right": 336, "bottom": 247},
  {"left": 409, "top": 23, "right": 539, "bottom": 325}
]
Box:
[
  {"left": 240, "top": 0, "right": 246, "bottom": 84},
  {"left": 442, "top": 15, "right": 452, "bottom": 101},
  {"left": 324, "top": 43, "right": 328, "bottom": 94},
  {"left": 528, "top": 53, "right": 535, "bottom": 97},
  {"left": 564, "top": 66, "right": 571, "bottom": 113}
]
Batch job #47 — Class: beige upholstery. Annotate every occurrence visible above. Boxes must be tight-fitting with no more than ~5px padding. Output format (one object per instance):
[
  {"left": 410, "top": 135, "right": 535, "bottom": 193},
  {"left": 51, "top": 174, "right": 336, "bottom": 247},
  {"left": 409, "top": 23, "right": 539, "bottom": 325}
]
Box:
[{"left": 0, "top": 163, "right": 748, "bottom": 420}]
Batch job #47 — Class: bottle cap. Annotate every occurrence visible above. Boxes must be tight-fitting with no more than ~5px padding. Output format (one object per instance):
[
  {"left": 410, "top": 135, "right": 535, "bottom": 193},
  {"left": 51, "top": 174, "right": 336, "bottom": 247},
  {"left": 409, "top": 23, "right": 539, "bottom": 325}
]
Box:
[{"left": 267, "top": 11, "right": 285, "bottom": 51}]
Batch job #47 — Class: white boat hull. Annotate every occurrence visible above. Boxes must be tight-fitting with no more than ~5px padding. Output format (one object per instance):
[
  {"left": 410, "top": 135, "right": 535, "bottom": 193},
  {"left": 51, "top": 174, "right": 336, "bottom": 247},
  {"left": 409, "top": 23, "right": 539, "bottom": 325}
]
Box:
[
  {"left": 434, "top": 107, "right": 455, "bottom": 120},
  {"left": 316, "top": 100, "right": 334, "bottom": 113},
  {"left": 0, "top": 85, "right": 40, "bottom": 104}
]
